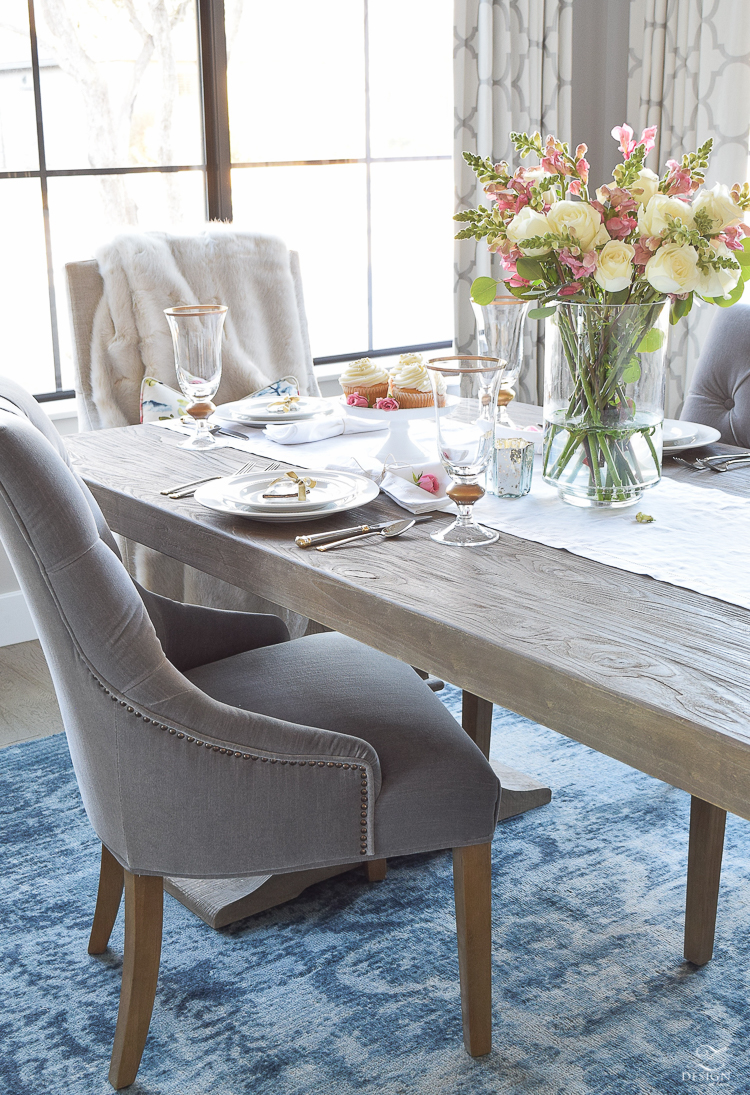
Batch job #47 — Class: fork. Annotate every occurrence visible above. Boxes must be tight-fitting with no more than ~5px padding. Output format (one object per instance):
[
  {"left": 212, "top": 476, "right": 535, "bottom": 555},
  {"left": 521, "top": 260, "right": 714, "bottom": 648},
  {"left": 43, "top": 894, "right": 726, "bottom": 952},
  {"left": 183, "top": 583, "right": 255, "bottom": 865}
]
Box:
[
  {"left": 674, "top": 455, "right": 750, "bottom": 472},
  {"left": 167, "top": 460, "right": 258, "bottom": 499}
]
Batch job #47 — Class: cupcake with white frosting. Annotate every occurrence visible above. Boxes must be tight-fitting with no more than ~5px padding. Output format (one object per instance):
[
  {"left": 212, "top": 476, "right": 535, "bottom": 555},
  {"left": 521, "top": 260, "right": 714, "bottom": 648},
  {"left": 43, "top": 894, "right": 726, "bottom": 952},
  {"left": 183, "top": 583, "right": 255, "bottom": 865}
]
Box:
[
  {"left": 389, "top": 353, "right": 446, "bottom": 408},
  {"left": 339, "top": 357, "right": 389, "bottom": 405}
]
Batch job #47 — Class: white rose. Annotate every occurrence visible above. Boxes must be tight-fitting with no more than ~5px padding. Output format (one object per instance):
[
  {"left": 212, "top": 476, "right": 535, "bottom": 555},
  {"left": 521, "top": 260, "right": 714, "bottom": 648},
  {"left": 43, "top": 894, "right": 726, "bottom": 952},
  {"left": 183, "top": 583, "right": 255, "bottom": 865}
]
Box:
[
  {"left": 645, "top": 243, "right": 700, "bottom": 294},
  {"left": 638, "top": 194, "right": 695, "bottom": 237},
  {"left": 692, "top": 183, "right": 744, "bottom": 233},
  {"left": 505, "top": 206, "right": 551, "bottom": 256},
  {"left": 629, "top": 168, "right": 660, "bottom": 206},
  {"left": 595, "top": 241, "right": 635, "bottom": 293},
  {"left": 546, "top": 200, "right": 604, "bottom": 252},
  {"left": 696, "top": 240, "right": 742, "bottom": 298}
]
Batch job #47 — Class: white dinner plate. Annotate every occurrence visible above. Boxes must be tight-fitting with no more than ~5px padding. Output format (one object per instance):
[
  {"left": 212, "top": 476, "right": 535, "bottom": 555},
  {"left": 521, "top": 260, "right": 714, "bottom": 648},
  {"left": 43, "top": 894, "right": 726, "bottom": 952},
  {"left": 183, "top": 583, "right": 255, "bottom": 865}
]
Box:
[
  {"left": 216, "top": 396, "right": 335, "bottom": 424},
  {"left": 194, "top": 470, "right": 380, "bottom": 522},
  {"left": 662, "top": 418, "right": 721, "bottom": 454},
  {"left": 211, "top": 470, "right": 359, "bottom": 513}
]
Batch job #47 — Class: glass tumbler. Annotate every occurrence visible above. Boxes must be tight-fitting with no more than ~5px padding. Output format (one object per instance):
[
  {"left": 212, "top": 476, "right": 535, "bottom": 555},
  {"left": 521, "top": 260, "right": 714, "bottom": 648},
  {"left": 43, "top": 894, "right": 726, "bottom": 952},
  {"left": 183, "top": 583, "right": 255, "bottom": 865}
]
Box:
[
  {"left": 425, "top": 355, "right": 505, "bottom": 547},
  {"left": 164, "top": 304, "right": 228, "bottom": 449}
]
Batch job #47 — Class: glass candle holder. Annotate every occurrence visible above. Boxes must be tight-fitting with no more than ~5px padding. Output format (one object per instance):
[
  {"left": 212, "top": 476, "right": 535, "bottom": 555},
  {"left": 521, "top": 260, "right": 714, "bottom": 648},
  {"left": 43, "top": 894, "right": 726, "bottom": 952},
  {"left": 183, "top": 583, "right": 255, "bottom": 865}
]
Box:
[{"left": 487, "top": 438, "right": 534, "bottom": 498}]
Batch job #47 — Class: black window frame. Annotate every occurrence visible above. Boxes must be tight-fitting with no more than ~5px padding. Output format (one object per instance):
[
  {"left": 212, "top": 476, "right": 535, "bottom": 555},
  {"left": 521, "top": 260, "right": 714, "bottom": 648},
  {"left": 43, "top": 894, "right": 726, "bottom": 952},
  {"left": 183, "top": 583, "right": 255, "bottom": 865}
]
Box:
[{"left": 6, "top": 0, "right": 450, "bottom": 402}]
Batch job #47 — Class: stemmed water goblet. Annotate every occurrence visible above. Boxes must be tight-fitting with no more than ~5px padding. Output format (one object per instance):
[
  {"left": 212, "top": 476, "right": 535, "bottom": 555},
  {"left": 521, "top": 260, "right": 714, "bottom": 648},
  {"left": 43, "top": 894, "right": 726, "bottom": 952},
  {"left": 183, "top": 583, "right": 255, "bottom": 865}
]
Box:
[
  {"left": 164, "top": 304, "right": 228, "bottom": 449},
  {"left": 425, "top": 355, "right": 506, "bottom": 547}
]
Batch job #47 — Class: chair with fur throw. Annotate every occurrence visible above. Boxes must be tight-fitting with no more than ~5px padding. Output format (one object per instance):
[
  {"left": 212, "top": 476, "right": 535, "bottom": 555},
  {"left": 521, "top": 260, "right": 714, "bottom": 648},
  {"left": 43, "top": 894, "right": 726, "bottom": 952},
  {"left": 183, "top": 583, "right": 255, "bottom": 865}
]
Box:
[{"left": 65, "top": 228, "right": 319, "bottom": 638}]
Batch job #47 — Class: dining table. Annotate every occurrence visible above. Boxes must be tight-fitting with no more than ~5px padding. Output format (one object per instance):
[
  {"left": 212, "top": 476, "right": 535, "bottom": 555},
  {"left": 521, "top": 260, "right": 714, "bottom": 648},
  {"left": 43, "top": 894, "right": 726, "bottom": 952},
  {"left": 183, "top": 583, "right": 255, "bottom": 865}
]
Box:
[{"left": 66, "top": 402, "right": 750, "bottom": 973}]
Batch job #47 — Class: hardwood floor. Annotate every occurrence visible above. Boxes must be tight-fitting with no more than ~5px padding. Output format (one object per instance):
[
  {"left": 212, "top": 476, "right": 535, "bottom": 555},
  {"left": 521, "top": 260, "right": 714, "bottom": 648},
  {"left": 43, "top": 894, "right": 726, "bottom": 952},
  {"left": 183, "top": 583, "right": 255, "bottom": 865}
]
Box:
[{"left": 0, "top": 639, "right": 63, "bottom": 749}]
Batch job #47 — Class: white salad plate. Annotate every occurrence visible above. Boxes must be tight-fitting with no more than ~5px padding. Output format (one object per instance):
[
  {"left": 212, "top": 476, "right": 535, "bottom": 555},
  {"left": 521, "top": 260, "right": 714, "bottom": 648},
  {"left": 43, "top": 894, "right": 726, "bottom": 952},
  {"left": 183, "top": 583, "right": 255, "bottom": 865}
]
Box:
[
  {"left": 662, "top": 418, "right": 721, "bottom": 454},
  {"left": 216, "top": 396, "right": 335, "bottom": 425},
  {"left": 194, "top": 469, "right": 380, "bottom": 523}
]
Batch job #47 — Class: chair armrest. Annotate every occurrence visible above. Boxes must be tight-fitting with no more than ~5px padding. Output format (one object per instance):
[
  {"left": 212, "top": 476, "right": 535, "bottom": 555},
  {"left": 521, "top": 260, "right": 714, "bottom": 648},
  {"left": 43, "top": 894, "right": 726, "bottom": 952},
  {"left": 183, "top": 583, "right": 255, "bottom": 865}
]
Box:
[
  {"left": 90, "top": 659, "right": 380, "bottom": 879},
  {"left": 135, "top": 582, "right": 290, "bottom": 671}
]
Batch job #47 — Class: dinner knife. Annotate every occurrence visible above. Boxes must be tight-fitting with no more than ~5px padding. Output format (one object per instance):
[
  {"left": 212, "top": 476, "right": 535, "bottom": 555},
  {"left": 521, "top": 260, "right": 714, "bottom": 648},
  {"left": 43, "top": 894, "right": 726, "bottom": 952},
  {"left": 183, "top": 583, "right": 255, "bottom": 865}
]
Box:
[{"left": 295, "top": 514, "right": 432, "bottom": 548}]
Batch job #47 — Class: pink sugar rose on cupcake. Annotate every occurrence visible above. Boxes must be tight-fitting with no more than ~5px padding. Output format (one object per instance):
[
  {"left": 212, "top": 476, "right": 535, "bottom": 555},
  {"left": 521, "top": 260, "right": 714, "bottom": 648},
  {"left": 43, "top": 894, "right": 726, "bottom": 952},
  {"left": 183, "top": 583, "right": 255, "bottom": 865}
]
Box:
[
  {"left": 346, "top": 392, "right": 369, "bottom": 407},
  {"left": 374, "top": 397, "right": 399, "bottom": 410}
]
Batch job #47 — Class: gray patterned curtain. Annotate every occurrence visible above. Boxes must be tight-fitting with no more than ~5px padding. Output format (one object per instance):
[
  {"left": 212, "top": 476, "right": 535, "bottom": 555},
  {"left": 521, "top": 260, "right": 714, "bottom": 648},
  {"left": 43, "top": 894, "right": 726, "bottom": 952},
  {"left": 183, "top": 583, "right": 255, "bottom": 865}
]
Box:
[
  {"left": 454, "top": 0, "right": 572, "bottom": 403},
  {"left": 628, "top": 0, "right": 750, "bottom": 416}
]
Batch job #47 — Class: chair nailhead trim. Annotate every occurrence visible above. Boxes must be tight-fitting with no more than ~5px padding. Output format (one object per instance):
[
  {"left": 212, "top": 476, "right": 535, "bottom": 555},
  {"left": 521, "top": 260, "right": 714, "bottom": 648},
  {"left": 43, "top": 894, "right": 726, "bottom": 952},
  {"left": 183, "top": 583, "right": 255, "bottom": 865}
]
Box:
[{"left": 90, "top": 666, "right": 371, "bottom": 850}]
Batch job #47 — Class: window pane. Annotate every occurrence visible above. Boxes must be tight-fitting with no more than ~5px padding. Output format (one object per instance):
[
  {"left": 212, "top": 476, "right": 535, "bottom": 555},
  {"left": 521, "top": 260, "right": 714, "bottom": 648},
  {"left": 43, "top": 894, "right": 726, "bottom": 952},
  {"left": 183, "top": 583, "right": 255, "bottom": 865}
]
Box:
[
  {"left": 47, "top": 170, "right": 207, "bottom": 389},
  {"left": 231, "top": 164, "right": 369, "bottom": 357},
  {"left": 35, "top": 0, "right": 203, "bottom": 170},
  {"left": 0, "top": 179, "right": 55, "bottom": 393},
  {"left": 226, "top": 0, "right": 365, "bottom": 163},
  {"left": 0, "top": 1, "right": 38, "bottom": 171},
  {"left": 368, "top": 0, "right": 453, "bottom": 159},
  {"left": 370, "top": 159, "right": 453, "bottom": 348}
]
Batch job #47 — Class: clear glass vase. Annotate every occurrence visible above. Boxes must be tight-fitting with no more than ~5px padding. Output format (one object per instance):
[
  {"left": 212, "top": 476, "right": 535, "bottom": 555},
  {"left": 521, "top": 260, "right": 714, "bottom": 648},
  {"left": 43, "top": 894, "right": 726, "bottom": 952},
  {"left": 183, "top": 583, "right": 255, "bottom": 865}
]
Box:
[
  {"left": 472, "top": 297, "right": 527, "bottom": 423},
  {"left": 543, "top": 302, "right": 668, "bottom": 508}
]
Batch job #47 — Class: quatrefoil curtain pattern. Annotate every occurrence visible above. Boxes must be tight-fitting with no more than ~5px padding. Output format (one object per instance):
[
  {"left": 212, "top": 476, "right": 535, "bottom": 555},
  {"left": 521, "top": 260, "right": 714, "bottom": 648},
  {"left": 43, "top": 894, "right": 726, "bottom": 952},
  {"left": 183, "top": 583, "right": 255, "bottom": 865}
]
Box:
[
  {"left": 628, "top": 0, "right": 750, "bottom": 417},
  {"left": 453, "top": 0, "right": 573, "bottom": 404}
]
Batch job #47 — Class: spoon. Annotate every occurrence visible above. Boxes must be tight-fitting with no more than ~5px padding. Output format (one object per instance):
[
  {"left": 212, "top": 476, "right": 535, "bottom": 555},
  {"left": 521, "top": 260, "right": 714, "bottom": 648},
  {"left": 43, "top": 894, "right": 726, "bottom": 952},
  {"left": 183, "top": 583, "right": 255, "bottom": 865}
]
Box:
[{"left": 316, "top": 518, "right": 417, "bottom": 551}]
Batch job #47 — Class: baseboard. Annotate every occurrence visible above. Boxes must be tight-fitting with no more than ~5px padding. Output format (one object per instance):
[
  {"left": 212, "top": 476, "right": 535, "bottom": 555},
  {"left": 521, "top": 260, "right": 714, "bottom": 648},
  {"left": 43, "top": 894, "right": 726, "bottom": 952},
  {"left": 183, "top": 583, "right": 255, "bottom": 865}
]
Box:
[{"left": 0, "top": 590, "right": 37, "bottom": 647}]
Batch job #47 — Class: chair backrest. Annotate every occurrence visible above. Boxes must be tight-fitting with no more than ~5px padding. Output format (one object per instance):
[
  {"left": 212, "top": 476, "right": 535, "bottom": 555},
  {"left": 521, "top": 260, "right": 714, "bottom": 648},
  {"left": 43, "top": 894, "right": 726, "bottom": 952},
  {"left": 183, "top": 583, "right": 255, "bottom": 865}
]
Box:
[
  {"left": 681, "top": 303, "right": 750, "bottom": 446},
  {"left": 64, "top": 259, "right": 104, "bottom": 431},
  {"left": 65, "top": 234, "right": 318, "bottom": 431}
]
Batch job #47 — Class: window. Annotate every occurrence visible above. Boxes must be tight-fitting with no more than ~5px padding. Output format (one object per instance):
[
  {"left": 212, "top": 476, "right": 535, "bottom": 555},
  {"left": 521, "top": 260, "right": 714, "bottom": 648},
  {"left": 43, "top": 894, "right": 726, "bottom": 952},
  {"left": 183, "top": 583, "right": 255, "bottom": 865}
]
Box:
[{"left": 0, "top": 0, "right": 452, "bottom": 400}]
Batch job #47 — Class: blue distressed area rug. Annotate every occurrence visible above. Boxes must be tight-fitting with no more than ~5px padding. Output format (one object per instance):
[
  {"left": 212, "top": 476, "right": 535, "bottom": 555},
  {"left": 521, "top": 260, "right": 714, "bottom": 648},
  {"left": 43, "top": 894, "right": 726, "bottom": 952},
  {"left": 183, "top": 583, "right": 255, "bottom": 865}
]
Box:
[{"left": 2, "top": 684, "right": 750, "bottom": 1095}]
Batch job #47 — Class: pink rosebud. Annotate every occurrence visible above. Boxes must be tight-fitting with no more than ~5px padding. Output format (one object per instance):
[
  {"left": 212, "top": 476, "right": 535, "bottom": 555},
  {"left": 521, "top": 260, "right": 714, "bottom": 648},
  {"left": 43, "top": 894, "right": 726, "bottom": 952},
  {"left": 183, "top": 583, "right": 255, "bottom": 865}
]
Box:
[
  {"left": 558, "top": 281, "right": 583, "bottom": 297},
  {"left": 346, "top": 392, "right": 369, "bottom": 407},
  {"left": 416, "top": 473, "right": 440, "bottom": 494},
  {"left": 374, "top": 397, "right": 400, "bottom": 411}
]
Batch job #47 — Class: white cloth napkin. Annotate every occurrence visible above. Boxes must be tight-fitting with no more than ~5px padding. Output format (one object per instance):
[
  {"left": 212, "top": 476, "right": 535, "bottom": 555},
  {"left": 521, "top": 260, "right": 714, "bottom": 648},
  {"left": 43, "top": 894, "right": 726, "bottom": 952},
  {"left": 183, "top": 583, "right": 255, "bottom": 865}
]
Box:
[
  {"left": 264, "top": 414, "right": 388, "bottom": 445},
  {"left": 326, "top": 457, "right": 454, "bottom": 514}
]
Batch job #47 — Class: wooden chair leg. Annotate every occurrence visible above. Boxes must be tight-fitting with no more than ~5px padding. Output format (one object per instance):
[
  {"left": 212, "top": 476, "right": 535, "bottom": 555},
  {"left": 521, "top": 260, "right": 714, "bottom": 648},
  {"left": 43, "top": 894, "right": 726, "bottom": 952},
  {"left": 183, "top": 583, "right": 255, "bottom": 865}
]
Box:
[
  {"left": 89, "top": 845, "right": 125, "bottom": 955},
  {"left": 108, "top": 871, "right": 163, "bottom": 1090},
  {"left": 453, "top": 842, "right": 492, "bottom": 1057},
  {"left": 364, "top": 858, "right": 387, "bottom": 882},
  {"left": 684, "top": 796, "right": 726, "bottom": 966}
]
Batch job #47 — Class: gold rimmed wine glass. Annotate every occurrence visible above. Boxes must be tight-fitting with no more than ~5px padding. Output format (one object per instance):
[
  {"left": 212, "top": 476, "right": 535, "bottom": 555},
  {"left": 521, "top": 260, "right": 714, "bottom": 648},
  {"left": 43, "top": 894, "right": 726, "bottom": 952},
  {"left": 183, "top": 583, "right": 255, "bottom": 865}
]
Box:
[
  {"left": 425, "top": 355, "right": 506, "bottom": 547},
  {"left": 164, "top": 304, "right": 228, "bottom": 449}
]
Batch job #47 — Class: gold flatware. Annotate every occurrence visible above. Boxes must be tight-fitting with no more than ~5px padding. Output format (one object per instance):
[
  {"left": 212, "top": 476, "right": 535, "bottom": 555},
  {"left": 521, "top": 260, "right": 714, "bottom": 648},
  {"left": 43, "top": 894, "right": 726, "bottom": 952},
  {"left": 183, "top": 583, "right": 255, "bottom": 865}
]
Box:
[
  {"left": 316, "top": 518, "right": 417, "bottom": 551},
  {"left": 296, "top": 514, "right": 432, "bottom": 548}
]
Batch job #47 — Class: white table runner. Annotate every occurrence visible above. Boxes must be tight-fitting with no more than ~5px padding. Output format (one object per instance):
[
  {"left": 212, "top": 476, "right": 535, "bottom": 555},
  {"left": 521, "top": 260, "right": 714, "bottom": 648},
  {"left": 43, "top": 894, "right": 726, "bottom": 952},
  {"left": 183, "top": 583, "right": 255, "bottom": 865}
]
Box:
[{"left": 476, "top": 462, "right": 750, "bottom": 611}]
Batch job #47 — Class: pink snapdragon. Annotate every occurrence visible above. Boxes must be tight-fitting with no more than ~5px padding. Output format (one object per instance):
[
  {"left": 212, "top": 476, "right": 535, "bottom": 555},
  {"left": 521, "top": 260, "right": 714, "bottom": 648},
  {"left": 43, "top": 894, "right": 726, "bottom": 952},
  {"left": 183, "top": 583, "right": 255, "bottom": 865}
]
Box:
[
  {"left": 662, "top": 159, "right": 694, "bottom": 197},
  {"left": 541, "top": 135, "right": 567, "bottom": 176},
  {"left": 374, "top": 397, "right": 399, "bottom": 410},
  {"left": 612, "top": 123, "right": 657, "bottom": 160},
  {"left": 720, "top": 224, "right": 748, "bottom": 251},
  {"left": 606, "top": 214, "right": 638, "bottom": 239},
  {"left": 346, "top": 392, "right": 369, "bottom": 407},
  {"left": 574, "top": 144, "right": 590, "bottom": 184},
  {"left": 559, "top": 249, "right": 598, "bottom": 279},
  {"left": 633, "top": 239, "right": 656, "bottom": 268}
]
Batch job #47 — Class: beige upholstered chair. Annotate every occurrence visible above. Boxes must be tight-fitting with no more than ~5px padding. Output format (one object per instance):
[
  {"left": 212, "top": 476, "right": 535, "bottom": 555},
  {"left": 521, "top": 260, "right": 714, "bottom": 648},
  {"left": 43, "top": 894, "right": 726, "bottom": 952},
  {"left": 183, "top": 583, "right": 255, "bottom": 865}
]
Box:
[{"left": 0, "top": 377, "right": 500, "bottom": 1089}]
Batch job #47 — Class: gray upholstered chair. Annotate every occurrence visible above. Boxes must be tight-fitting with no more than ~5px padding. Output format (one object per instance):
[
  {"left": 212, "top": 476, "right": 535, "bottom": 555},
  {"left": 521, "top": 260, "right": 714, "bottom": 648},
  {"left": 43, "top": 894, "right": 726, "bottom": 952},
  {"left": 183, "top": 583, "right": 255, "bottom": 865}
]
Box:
[
  {"left": 681, "top": 303, "right": 750, "bottom": 445},
  {"left": 0, "top": 378, "right": 500, "bottom": 1089}
]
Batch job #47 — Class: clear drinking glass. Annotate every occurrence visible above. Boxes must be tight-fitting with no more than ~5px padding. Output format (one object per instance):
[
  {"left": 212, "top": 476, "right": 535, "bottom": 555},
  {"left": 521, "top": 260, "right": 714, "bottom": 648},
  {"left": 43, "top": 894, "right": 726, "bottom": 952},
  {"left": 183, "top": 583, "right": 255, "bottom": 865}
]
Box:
[
  {"left": 164, "top": 305, "right": 227, "bottom": 449},
  {"left": 425, "top": 356, "right": 505, "bottom": 547},
  {"left": 472, "top": 296, "right": 527, "bottom": 424}
]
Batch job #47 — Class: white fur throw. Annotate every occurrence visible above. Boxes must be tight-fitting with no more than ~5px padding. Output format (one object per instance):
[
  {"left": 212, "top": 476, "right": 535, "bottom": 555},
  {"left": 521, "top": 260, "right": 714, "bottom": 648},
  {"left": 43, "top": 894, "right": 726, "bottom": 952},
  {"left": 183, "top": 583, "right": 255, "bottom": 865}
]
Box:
[{"left": 90, "top": 229, "right": 318, "bottom": 428}]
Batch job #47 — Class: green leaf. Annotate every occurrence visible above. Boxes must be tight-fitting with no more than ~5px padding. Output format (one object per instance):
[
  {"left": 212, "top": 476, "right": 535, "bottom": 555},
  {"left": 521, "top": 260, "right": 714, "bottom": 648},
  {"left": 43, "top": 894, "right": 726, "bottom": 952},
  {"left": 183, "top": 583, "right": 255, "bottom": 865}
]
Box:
[
  {"left": 470, "top": 277, "right": 498, "bottom": 306},
  {"left": 620, "top": 358, "right": 641, "bottom": 384},
  {"left": 712, "top": 281, "right": 745, "bottom": 308},
  {"left": 607, "top": 288, "right": 631, "bottom": 305},
  {"left": 507, "top": 283, "right": 532, "bottom": 299},
  {"left": 742, "top": 264, "right": 750, "bottom": 283},
  {"left": 636, "top": 328, "right": 665, "bottom": 353},
  {"left": 735, "top": 246, "right": 750, "bottom": 267},
  {"left": 527, "top": 305, "right": 557, "bottom": 320},
  {"left": 516, "top": 257, "right": 545, "bottom": 282}
]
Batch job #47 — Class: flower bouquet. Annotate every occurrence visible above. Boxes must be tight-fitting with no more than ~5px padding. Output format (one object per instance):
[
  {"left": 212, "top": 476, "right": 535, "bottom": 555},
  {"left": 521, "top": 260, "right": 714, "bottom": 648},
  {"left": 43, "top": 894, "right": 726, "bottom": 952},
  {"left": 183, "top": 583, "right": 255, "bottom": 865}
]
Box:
[{"left": 455, "top": 126, "right": 750, "bottom": 506}]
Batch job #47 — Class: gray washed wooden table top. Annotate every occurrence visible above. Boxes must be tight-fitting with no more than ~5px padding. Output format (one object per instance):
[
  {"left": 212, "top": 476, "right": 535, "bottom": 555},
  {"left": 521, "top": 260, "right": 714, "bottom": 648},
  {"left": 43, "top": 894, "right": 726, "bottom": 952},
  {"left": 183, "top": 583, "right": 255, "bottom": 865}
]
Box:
[{"left": 66, "top": 408, "right": 750, "bottom": 822}]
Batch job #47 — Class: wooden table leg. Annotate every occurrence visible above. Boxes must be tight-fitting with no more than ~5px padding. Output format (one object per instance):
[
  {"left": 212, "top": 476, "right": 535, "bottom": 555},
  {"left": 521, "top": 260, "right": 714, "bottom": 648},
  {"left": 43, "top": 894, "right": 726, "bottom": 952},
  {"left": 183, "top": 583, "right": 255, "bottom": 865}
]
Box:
[
  {"left": 684, "top": 796, "right": 726, "bottom": 966},
  {"left": 461, "top": 691, "right": 552, "bottom": 820},
  {"left": 453, "top": 842, "right": 492, "bottom": 1056}
]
